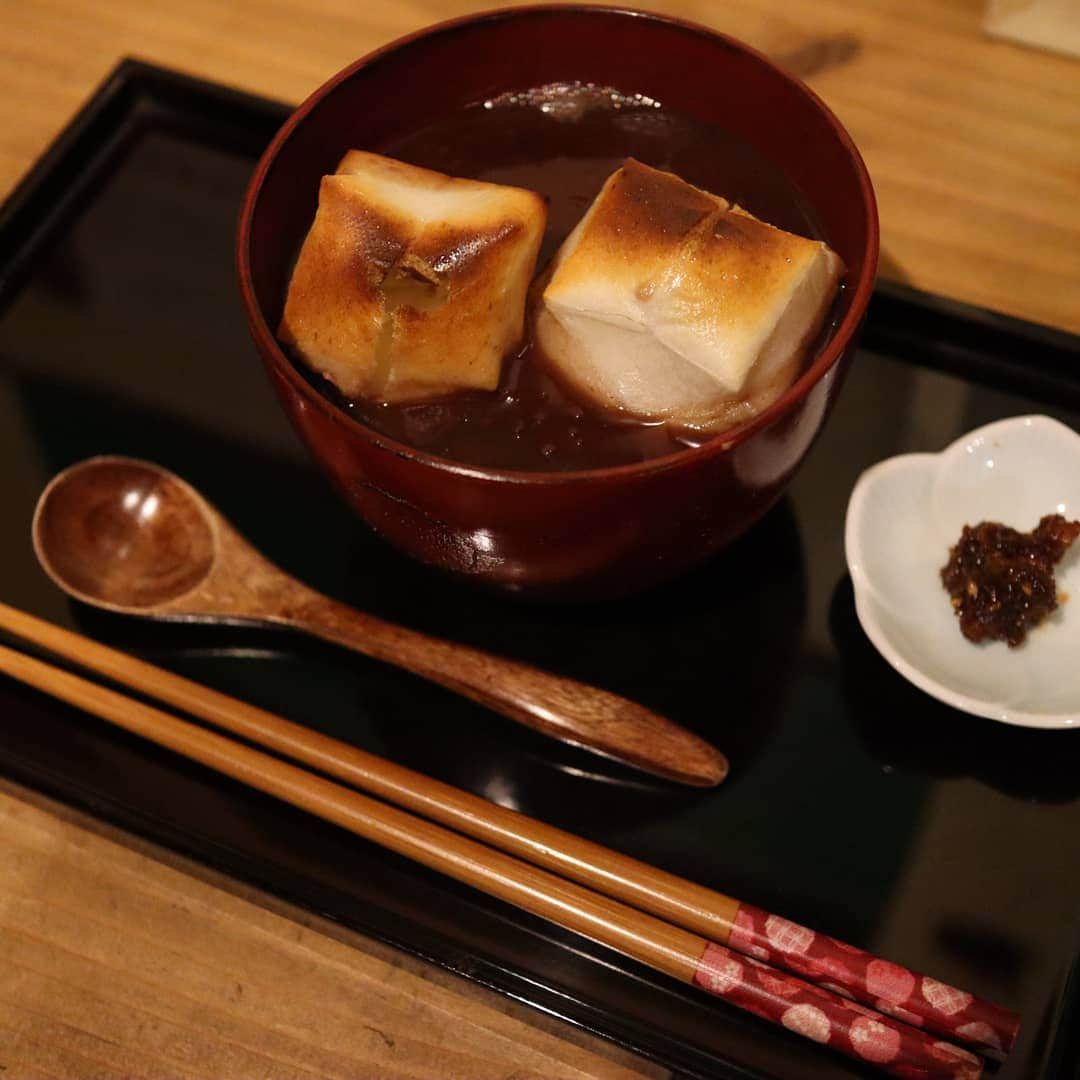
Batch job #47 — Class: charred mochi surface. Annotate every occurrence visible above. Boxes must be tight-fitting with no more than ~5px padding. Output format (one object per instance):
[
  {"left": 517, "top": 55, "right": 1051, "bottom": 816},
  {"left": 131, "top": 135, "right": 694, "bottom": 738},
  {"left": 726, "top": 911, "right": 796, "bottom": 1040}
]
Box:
[
  {"left": 280, "top": 151, "right": 547, "bottom": 403},
  {"left": 536, "top": 159, "right": 844, "bottom": 432}
]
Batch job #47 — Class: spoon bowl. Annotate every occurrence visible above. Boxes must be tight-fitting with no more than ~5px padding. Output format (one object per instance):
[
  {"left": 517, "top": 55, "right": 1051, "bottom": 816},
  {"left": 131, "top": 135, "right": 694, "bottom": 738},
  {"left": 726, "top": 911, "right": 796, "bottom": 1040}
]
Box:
[
  {"left": 31, "top": 456, "right": 728, "bottom": 786},
  {"left": 34, "top": 458, "right": 217, "bottom": 611}
]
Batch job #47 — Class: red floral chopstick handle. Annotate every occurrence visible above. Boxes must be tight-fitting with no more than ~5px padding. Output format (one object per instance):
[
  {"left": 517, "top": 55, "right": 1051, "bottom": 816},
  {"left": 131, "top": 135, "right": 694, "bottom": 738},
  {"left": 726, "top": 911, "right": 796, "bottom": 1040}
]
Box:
[
  {"left": 727, "top": 905, "right": 1019, "bottom": 1058},
  {"left": 695, "top": 942, "right": 984, "bottom": 1079}
]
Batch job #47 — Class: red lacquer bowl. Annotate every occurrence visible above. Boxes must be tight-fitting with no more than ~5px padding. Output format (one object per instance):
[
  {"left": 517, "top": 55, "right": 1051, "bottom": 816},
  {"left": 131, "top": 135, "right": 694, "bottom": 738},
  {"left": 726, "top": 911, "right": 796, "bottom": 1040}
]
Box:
[{"left": 237, "top": 5, "right": 878, "bottom": 600}]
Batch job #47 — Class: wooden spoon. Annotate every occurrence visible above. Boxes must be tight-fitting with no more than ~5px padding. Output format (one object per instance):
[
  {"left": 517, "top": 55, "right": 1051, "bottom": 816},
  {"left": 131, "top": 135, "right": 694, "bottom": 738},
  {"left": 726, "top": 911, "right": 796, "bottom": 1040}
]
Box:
[{"left": 31, "top": 456, "right": 727, "bottom": 786}]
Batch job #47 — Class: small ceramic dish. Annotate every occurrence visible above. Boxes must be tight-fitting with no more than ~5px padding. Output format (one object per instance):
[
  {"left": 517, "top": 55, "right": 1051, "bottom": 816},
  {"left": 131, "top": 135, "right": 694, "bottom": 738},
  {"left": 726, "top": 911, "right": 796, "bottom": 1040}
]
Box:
[{"left": 845, "top": 415, "right": 1080, "bottom": 729}]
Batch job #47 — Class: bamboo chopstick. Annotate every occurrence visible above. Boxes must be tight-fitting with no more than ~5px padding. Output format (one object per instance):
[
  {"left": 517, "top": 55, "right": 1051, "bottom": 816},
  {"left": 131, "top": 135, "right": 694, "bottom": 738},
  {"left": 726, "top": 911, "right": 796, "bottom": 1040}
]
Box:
[
  {"left": 0, "top": 637, "right": 985, "bottom": 1079},
  {"left": 0, "top": 602, "right": 1019, "bottom": 1059}
]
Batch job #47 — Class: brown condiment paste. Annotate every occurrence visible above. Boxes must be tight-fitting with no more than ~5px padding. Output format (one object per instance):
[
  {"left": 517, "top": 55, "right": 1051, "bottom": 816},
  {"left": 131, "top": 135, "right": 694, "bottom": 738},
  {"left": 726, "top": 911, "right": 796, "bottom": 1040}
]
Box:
[{"left": 941, "top": 514, "right": 1080, "bottom": 647}]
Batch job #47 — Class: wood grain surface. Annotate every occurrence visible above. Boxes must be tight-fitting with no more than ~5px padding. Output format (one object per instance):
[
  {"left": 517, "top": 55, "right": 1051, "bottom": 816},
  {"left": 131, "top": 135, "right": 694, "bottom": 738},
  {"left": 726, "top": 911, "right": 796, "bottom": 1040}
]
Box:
[
  {"left": 1, "top": 0, "right": 1078, "bottom": 333},
  {"left": 0, "top": 780, "right": 664, "bottom": 1079},
  {"left": 0, "top": 1, "right": 1077, "bottom": 1075}
]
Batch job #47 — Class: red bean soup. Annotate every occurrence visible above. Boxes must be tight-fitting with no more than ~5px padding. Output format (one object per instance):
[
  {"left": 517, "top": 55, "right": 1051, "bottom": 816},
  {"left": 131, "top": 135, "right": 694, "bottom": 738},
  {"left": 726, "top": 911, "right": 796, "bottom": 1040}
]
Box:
[{"left": 285, "top": 84, "right": 836, "bottom": 472}]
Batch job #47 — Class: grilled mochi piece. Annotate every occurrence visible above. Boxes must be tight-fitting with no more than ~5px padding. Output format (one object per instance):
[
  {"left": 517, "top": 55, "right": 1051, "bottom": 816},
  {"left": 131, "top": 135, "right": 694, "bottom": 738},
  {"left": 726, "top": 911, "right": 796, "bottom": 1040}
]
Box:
[
  {"left": 536, "top": 159, "right": 844, "bottom": 432},
  {"left": 280, "top": 150, "right": 546, "bottom": 403}
]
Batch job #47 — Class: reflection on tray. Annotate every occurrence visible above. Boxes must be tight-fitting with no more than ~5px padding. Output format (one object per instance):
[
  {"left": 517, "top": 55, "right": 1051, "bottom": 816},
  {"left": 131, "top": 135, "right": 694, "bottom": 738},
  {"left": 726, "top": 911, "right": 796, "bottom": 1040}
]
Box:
[
  {"left": 52, "top": 482, "right": 807, "bottom": 831},
  {"left": 831, "top": 576, "right": 1080, "bottom": 802}
]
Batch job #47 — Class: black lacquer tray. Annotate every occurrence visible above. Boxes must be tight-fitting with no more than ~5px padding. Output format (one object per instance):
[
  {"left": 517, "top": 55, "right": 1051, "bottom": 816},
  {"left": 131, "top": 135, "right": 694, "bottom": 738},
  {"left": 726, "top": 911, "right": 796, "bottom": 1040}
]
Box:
[{"left": 1, "top": 61, "right": 1079, "bottom": 1080}]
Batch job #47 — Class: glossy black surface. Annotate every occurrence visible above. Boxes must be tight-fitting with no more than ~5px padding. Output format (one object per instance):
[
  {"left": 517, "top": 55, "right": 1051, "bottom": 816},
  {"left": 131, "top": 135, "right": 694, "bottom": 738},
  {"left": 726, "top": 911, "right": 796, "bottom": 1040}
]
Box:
[{"left": 1, "top": 61, "right": 1079, "bottom": 1080}]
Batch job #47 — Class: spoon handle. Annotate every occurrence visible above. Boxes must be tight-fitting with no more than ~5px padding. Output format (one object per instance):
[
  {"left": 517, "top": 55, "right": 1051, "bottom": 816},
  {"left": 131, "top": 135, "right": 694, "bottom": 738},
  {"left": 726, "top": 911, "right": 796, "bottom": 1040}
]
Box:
[{"left": 285, "top": 593, "right": 727, "bottom": 787}]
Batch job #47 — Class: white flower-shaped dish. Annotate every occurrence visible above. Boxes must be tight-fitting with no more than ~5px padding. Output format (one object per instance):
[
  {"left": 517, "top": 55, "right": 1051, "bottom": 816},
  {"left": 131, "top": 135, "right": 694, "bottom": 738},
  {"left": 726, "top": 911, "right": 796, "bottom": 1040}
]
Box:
[{"left": 845, "top": 415, "right": 1080, "bottom": 729}]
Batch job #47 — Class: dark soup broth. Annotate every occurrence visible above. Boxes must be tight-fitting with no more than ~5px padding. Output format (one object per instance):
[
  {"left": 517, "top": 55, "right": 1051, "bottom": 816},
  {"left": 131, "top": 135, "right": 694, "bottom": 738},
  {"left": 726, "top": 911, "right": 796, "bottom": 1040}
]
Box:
[{"left": 308, "top": 84, "right": 830, "bottom": 471}]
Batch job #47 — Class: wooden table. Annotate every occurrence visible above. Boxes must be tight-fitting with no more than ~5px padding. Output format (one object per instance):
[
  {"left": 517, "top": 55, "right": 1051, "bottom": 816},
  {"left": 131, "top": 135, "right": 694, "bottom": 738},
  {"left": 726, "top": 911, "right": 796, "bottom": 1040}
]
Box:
[
  {"left": 0, "top": 2, "right": 1077, "bottom": 1076},
  {"left": 0, "top": 782, "right": 660, "bottom": 1079},
  {"left": 3, "top": 0, "right": 1078, "bottom": 335}
]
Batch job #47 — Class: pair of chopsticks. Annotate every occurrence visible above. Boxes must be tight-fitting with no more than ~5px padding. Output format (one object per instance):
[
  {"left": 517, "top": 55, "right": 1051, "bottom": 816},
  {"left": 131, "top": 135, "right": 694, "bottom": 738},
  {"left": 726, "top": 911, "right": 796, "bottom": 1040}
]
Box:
[{"left": 0, "top": 602, "right": 1017, "bottom": 1078}]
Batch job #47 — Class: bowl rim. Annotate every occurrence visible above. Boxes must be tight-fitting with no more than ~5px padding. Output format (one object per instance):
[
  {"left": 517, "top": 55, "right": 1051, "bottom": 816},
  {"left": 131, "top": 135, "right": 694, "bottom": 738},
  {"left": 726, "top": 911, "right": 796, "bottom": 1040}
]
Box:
[{"left": 236, "top": 2, "right": 880, "bottom": 486}]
